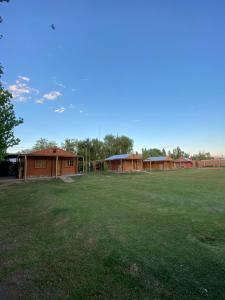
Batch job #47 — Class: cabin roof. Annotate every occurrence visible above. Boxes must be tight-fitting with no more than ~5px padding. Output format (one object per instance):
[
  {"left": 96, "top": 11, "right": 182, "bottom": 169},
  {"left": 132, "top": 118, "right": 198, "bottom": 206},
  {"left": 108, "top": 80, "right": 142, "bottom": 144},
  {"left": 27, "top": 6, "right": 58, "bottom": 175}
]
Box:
[
  {"left": 144, "top": 156, "right": 172, "bottom": 162},
  {"left": 23, "top": 147, "right": 77, "bottom": 157},
  {"left": 174, "top": 157, "right": 192, "bottom": 162},
  {"left": 105, "top": 154, "right": 141, "bottom": 161}
]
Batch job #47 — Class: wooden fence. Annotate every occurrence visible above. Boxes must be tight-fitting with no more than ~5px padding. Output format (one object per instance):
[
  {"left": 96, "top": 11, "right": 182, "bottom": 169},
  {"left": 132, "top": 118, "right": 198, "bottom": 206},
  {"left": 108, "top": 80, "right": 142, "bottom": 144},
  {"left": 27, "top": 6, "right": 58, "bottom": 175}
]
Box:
[{"left": 193, "top": 159, "right": 225, "bottom": 168}]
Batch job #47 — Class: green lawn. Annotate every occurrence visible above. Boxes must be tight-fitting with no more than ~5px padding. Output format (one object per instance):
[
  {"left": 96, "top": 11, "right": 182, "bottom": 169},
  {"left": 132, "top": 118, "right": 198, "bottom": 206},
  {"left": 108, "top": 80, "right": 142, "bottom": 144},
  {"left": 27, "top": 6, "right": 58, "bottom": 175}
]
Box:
[{"left": 0, "top": 169, "right": 225, "bottom": 300}]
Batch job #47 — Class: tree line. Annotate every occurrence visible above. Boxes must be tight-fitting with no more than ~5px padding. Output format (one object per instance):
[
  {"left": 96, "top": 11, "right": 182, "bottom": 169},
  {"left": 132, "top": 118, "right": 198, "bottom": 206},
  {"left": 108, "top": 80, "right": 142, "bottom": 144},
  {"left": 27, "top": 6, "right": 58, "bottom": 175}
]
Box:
[{"left": 20, "top": 137, "right": 213, "bottom": 161}]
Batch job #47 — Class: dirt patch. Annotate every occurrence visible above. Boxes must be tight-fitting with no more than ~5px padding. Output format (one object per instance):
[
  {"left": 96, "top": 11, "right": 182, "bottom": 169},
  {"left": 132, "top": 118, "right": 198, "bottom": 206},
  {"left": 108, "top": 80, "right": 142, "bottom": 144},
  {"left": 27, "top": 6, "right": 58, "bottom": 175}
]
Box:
[{"left": 60, "top": 176, "right": 74, "bottom": 183}]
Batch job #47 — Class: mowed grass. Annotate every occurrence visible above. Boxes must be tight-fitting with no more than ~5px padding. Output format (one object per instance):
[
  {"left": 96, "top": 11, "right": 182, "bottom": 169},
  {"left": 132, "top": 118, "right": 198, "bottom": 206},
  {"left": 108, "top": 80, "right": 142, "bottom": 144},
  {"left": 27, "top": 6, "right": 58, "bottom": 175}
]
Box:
[{"left": 0, "top": 169, "right": 225, "bottom": 300}]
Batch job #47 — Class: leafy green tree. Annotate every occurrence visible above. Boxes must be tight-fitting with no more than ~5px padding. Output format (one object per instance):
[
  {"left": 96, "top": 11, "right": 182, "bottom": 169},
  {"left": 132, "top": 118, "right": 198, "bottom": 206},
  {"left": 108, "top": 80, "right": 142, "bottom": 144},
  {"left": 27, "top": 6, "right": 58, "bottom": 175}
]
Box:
[
  {"left": 0, "top": 68, "right": 23, "bottom": 159},
  {"left": 104, "top": 134, "right": 133, "bottom": 156},
  {"left": 168, "top": 146, "right": 190, "bottom": 160},
  {"left": 89, "top": 138, "right": 105, "bottom": 161},
  {"left": 142, "top": 148, "right": 166, "bottom": 159},
  {"left": 192, "top": 151, "right": 212, "bottom": 160},
  {"left": 32, "top": 138, "right": 57, "bottom": 150},
  {"left": 61, "top": 138, "right": 78, "bottom": 153}
]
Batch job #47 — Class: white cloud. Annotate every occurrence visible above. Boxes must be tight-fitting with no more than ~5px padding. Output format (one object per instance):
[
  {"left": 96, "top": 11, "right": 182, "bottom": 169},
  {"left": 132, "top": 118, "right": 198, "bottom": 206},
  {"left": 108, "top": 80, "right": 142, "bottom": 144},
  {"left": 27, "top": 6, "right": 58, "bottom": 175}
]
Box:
[
  {"left": 54, "top": 107, "right": 65, "bottom": 113},
  {"left": 53, "top": 80, "right": 66, "bottom": 89},
  {"left": 18, "top": 75, "right": 30, "bottom": 82},
  {"left": 79, "top": 110, "right": 83, "bottom": 113},
  {"left": 36, "top": 99, "right": 44, "bottom": 104},
  {"left": 8, "top": 77, "right": 39, "bottom": 102},
  {"left": 43, "top": 91, "right": 62, "bottom": 100}
]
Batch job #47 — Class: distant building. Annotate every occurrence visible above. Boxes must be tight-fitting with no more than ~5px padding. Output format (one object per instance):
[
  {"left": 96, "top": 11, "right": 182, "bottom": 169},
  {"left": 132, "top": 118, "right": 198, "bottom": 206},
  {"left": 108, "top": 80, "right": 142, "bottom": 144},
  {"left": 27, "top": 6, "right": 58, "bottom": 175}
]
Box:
[
  {"left": 105, "top": 154, "right": 143, "bottom": 172},
  {"left": 174, "top": 157, "right": 193, "bottom": 168},
  {"left": 143, "top": 156, "right": 174, "bottom": 170}
]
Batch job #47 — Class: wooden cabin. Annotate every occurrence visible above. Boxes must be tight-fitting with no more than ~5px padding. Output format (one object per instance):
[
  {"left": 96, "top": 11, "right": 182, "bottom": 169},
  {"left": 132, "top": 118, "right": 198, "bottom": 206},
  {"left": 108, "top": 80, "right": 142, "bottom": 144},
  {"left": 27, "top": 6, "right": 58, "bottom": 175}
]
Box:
[
  {"left": 143, "top": 156, "right": 174, "bottom": 170},
  {"left": 105, "top": 154, "right": 143, "bottom": 172},
  {"left": 19, "top": 147, "right": 83, "bottom": 179},
  {"left": 174, "top": 157, "right": 193, "bottom": 168}
]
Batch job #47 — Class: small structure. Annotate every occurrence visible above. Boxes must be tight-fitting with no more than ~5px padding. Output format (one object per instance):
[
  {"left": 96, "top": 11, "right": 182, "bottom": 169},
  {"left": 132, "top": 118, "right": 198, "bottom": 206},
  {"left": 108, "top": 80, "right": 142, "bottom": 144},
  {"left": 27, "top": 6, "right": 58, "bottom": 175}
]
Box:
[
  {"left": 105, "top": 154, "right": 143, "bottom": 172},
  {"left": 174, "top": 157, "right": 193, "bottom": 168},
  {"left": 19, "top": 147, "right": 83, "bottom": 180},
  {"left": 0, "top": 154, "right": 20, "bottom": 178},
  {"left": 143, "top": 156, "right": 174, "bottom": 171}
]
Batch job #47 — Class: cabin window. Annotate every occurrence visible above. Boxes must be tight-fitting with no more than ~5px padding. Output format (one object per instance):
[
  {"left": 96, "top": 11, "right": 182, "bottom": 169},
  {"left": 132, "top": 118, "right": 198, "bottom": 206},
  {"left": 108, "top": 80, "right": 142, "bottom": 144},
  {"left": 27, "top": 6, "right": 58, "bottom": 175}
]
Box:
[
  {"left": 66, "top": 159, "right": 74, "bottom": 167},
  {"left": 35, "top": 159, "right": 47, "bottom": 168}
]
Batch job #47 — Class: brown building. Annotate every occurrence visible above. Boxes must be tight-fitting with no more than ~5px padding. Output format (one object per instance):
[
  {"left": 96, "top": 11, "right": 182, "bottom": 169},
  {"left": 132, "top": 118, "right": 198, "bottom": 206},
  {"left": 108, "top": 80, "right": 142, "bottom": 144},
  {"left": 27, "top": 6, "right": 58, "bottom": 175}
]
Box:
[
  {"left": 143, "top": 156, "right": 174, "bottom": 170},
  {"left": 19, "top": 147, "right": 82, "bottom": 179},
  {"left": 105, "top": 154, "right": 143, "bottom": 172},
  {"left": 174, "top": 157, "right": 193, "bottom": 168}
]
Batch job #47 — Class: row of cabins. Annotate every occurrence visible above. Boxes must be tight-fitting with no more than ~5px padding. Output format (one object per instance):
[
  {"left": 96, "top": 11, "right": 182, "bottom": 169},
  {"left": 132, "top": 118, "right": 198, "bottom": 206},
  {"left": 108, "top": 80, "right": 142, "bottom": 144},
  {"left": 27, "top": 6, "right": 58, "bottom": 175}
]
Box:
[
  {"left": 4, "top": 147, "right": 222, "bottom": 179},
  {"left": 105, "top": 154, "right": 193, "bottom": 172}
]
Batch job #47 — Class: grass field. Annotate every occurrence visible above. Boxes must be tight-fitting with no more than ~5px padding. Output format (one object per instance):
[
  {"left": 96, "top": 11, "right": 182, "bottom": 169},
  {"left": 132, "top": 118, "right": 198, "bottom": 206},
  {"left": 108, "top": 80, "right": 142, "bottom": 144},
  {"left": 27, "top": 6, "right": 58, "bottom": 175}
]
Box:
[{"left": 0, "top": 169, "right": 225, "bottom": 300}]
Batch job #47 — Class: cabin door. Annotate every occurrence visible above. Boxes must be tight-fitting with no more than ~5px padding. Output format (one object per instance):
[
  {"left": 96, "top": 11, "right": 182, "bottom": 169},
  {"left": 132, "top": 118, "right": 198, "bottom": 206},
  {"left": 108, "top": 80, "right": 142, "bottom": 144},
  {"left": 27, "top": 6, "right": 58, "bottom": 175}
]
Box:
[{"left": 133, "top": 160, "right": 138, "bottom": 170}]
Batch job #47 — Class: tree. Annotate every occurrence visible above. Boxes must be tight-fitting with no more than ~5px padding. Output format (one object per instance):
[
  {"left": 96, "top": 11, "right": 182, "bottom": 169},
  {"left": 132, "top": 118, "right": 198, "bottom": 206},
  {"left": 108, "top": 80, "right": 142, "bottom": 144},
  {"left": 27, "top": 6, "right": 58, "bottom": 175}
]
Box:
[
  {"left": 192, "top": 151, "right": 212, "bottom": 160},
  {"left": 0, "top": 77, "right": 23, "bottom": 159},
  {"left": 142, "top": 148, "right": 166, "bottom": 159},
  {"left": 61, "top": 138, "right": 78, "bottom": 153},
  {"left": 168, "top": 146, "right": 190, "bottom": 160},
  {"left": 104, "top": 134, "right": 133, "bottom": 156},
  {"left": 32, "top": 138, "right": 57, "bottom": 150}
]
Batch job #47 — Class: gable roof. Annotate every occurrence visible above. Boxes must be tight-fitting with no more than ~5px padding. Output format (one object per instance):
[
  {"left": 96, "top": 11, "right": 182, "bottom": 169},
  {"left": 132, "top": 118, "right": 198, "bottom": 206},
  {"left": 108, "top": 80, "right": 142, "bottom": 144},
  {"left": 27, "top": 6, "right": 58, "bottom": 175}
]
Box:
[
  {"left": 144, "top": 156, "right": 172, "bottom": 162},
  {"left": 105, "top": 153, "right": 142, "bottom": 161},
  {"left": 25, "top": 147, "right": 76, "bottom": 157}
]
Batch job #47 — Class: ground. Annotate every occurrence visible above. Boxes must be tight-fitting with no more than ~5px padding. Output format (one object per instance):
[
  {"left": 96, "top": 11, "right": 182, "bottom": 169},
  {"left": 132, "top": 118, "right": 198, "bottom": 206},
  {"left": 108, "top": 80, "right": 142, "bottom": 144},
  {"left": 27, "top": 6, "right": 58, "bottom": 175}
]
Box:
[{"left": 0, "top": 169, "right": 225, "bottom": 300}]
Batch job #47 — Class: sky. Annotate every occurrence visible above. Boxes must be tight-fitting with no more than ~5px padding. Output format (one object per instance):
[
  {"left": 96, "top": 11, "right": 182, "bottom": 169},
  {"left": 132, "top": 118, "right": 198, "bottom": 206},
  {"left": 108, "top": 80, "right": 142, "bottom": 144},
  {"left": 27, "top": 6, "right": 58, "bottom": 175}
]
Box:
[{"left": 1, "top": 0, "right": 225, "bottom": 155}]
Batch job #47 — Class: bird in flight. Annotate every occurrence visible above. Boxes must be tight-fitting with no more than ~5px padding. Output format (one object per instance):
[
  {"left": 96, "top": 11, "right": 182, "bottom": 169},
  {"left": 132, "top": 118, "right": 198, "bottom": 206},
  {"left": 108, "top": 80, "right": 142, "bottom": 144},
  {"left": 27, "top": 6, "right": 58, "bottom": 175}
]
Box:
[{"left": 51, "top": 24, "right": 55, "bottom": 30}]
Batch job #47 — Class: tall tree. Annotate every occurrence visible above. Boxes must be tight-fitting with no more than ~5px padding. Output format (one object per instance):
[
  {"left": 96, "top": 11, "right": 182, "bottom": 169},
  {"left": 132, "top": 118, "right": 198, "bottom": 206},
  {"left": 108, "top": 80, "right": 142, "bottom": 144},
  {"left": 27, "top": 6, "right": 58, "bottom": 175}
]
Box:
[
  {"left": 192, "top": 151, "right": 212, "bottom": 160},
  {"left": 142, "top": 148, "right": 166, "bottom": 159},
  {"left": 168, "top": 146, "right": 190, "bottom": 160},
  {"left": 0, "top": 73, "right": 23, "bottom": 159},
  {"left": 104, "top": 134, "right": 133, "bottom": 156},
  {"left": 0, "top": 1, "right": 23, "bottom": 159},
  {"left": 32, "top": 138, "right": 57, "bottom": 150},
  {"left": 61, "top": 138, "right": 78, "bottom": 153}
]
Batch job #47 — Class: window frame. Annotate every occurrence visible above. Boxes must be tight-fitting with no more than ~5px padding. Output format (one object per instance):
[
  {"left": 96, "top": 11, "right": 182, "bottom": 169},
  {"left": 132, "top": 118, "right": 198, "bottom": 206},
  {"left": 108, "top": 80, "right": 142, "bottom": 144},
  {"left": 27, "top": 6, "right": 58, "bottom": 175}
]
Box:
[
  {"left": 65, "top": 159, "right": 74, "bottom": 167},
  {"left": 34, "top": 159, "right": 47, "bottom": 169}
]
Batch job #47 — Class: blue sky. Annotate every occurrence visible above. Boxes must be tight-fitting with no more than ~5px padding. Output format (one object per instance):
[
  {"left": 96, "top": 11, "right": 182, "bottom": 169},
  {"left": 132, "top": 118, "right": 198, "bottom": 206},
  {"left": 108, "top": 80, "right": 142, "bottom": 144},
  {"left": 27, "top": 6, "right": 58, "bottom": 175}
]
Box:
[{"left": 1, "top": 0, "right": 225, "bottom": 155}]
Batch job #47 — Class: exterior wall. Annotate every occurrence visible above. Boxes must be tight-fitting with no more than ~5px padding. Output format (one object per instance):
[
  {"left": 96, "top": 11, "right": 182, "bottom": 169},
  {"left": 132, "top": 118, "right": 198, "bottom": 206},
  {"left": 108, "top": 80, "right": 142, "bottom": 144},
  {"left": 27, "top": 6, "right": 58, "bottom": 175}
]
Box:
[
  {"left": 106, "top": 159, "right": 143, "bottom": 172},
  {"left": 143, "top": 161, "right": 174, "bottom": 170},
  {"left": 174, "top": 162, "right": 193, "bottom": 168},
  {"left": 122, "top": 160, "right": 143, "bottom": 171},
  {"left": 60, "top": 158, "right": 77, "bottom": 175},
  {"left": 26, "top": 156, "right": 77, "bottom": 178}
]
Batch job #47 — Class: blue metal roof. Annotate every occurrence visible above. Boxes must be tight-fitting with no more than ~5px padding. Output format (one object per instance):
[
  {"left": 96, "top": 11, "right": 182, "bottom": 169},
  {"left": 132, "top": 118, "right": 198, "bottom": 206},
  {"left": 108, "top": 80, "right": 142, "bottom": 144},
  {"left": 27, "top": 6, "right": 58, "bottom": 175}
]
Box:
[
  {"left": 105, "top": 154, "right": 129, "bottom": 161},
  {"left": 144, "top": 156, "right": 169, "bottom": 162}
]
